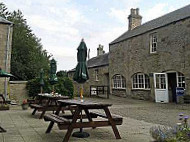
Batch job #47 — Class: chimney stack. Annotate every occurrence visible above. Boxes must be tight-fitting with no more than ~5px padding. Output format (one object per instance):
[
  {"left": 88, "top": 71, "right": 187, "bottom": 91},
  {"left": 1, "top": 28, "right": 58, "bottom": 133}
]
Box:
[
  {"left": 97, "top": 44, "right": 105, "bottom": 56},
  {"left": 128, "top": 8, "right": 142, "bottom": 30}
]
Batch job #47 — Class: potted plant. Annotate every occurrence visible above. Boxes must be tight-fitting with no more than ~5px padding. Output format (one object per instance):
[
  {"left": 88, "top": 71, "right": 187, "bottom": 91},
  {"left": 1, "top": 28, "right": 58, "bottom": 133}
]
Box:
[{"left": 21, "top": 99, "right": 28, "bottom": 110}]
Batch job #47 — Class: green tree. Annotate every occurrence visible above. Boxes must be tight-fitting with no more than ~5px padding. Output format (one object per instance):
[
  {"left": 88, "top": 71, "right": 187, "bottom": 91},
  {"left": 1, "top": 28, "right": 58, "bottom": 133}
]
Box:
[
  {"left": 0, "top": 2, "right": 51, "bottom": 80},
  {"left": 56, "top": 70, "right": 68, "bottom": 77},
  {"left": 27, "top": 74, "right": 74, "bottom": 98}
]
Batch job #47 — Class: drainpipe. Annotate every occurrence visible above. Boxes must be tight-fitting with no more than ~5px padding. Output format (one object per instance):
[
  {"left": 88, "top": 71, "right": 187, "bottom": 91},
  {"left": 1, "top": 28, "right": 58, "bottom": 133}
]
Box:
[{"left": 4, "top": 24, "right": 12, "bottom": 99}]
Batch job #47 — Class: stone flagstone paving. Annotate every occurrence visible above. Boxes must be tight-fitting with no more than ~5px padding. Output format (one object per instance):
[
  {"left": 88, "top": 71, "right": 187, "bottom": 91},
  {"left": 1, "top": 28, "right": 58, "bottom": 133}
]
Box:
[{"left": 0, "top": 96, "right": 166, "bottom": 142}]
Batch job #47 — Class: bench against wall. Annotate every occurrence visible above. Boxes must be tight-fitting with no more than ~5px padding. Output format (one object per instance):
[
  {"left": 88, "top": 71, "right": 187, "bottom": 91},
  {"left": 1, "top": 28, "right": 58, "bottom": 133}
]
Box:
[{"left": 90, "top": 85, "right": 109, "bottom": 99}]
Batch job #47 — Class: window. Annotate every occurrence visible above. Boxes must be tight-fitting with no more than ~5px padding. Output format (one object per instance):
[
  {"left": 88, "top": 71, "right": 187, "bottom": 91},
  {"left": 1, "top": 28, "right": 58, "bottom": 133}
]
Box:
[
  {"left": 155, "top": 74, "right": 166, "bottom": 89},
  {"left": 112, "top": 75, "right": 126, "bottom": 89},
  {"left": 177, "top": 72, "right": 185, "bottom": 88},
  {"left": 95, "top": 69, "right": 99, "bottom": 81},
  {"left": 132, "top": 73, "right": 150, "bottom": 89},
  {"left": 150, "top": 33, "right": 157, "bottom": 53}
]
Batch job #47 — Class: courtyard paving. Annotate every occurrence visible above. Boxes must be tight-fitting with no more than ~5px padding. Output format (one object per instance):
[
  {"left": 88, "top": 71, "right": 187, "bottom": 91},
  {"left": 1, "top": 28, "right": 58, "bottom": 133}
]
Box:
[{"left": 0, "top": 95, "right": 190, "bottom": 142}]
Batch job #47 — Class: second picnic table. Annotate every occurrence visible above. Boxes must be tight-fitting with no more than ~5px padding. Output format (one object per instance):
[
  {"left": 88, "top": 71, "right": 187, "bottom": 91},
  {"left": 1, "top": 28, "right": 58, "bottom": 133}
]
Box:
[
  {"left": 44, "top": 99, "right": 123, "bottom": 142},
  {"left": 30, "top": 94, "right": 70, "bottom": 119}
]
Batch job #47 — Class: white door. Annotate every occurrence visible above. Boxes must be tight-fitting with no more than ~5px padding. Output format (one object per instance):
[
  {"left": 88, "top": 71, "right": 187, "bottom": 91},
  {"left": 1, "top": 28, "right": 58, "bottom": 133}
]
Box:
[{"left": 154, "top": 73, "right": 169, "bottom": 103}]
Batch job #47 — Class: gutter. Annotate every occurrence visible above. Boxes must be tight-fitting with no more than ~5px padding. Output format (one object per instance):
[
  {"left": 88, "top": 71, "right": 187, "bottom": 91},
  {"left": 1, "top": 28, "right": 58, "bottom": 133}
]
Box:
[{"left": 4, "top": 23, "right": 13, "bottom": 99}]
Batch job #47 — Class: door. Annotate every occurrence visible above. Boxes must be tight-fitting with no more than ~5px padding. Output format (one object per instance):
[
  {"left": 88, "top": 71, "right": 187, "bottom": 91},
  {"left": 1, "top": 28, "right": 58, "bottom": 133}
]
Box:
[
  {"left": 154, "top": 73, "right": 169, "bottom": 103},
  {"left": 167, "top": 73, "right": 177, "bottom": 102}
]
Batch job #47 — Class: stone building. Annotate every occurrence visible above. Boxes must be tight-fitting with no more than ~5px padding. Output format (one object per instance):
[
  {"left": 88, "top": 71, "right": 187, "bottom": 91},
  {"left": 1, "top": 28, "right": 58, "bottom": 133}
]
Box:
[
  {"left": 68, "top": 45, "right": 109, "bottom": 96},
  {"left": 69, "top": 5, "right": 190, "bottom": 103},
  {"left": 0, "top": 17, "right": 13, "bottom": 95},
  {"left": 109, "top": 5, "right": 190, "bottom": 102}
]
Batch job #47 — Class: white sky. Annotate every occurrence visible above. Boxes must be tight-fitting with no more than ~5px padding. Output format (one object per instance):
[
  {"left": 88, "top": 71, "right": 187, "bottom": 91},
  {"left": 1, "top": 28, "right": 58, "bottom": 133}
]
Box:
[{"left": 1, "top": 0, "right": 190, "bottom": 71}]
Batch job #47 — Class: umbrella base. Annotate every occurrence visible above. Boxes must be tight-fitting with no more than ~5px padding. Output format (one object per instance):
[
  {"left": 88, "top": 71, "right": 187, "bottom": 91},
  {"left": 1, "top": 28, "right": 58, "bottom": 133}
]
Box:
[{"left": 72, "top": 131, "right": 90, "bottom": 138}]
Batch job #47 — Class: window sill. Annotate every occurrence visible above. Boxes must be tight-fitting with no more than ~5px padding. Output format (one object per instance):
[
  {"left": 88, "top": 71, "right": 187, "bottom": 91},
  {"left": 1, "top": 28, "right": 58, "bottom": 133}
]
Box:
[
  {"left": 112, "top": 88, "right": 126, "bottom": 90},
  {"left": 149, "top": 52, "right": 158, "bottom": 55},
  {"left": 131, "top": 89, "right": 151, "bottom": 91}
]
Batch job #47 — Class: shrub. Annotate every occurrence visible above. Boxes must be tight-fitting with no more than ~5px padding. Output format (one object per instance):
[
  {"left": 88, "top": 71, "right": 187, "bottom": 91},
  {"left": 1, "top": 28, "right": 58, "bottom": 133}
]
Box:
[
  {"left": 150, "top": 113, "right": 190, "bottom": 142},
  {"left": 26, "top": 76, "right": 74, "bottom": 98}
]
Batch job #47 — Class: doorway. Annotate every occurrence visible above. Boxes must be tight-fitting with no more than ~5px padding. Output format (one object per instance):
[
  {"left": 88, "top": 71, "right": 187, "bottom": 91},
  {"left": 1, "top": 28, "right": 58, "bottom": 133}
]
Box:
[{"left": 167, "top": 73, "right": 177, "bottom": 102}]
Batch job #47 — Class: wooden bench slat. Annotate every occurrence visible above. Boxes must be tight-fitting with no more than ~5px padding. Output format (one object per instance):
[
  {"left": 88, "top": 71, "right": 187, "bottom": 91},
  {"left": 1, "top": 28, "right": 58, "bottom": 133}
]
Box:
[
  {"left": 30, "top": 104, "right": 43, "bottom": 108},
  {"left": 44, "top": 114, "right": 71, "bottom": 124},
  {"left": 90, "top": 112, "right": 123, "bottom": 124}
]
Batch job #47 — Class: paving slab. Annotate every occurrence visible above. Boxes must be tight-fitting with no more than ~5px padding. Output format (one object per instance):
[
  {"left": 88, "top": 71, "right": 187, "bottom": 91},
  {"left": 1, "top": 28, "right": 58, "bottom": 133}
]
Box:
[{"left": 0, "top": 96, "right": 176, "bottom": 142}]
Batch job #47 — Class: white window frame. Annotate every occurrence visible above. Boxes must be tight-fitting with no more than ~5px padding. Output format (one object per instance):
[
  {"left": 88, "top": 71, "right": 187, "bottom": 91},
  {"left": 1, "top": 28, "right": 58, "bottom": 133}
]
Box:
[
  {"left": 95, "top": 69, "right": 99, "bottom": 81},
  {"left": 132, "top": 73, "right": 150, "bottom": 89},
  {"left": 112, "top": 74, "right": 126, "bottom": 89},
  {"left": 177, "top": 72, "right": 185, "bottom": 88},
  {"left": 150, "top": 33, "right": 157, "bottom": 53}
]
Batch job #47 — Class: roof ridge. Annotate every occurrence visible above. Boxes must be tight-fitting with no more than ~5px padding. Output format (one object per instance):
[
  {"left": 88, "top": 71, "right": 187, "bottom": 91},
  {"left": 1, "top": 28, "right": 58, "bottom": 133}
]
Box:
[
  {"left": 110, "top": 4, "right": 190, "bottom": 45},
  {"left": 0, "top": 16, "right": 12, "bottom": 24}
]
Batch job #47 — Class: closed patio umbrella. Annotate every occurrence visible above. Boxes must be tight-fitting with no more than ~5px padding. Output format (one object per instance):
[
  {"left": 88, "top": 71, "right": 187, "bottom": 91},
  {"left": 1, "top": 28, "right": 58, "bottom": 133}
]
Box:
[
  {"left": 73, "top": 39, "right": 89, "bottom": 138},
  {"left": 39, "top": 69, "right": 45, "bottom": 94},
  {"left": 0, "top": 68, "right": 14, "bottom": 77},
  {"left": 49, "top": 59, "right": 58, "bottom": 94},
  {"left": 0, "top": 68, "right": 15, "bottom": 100},
  {"left": 73, "top": 38, "right": 89, "bottom": 101}
]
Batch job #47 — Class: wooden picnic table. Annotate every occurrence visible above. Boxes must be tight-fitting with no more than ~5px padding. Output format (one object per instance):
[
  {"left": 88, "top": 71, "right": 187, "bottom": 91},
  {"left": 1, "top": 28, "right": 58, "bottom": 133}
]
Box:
[
  {"left": 44, "top": 99, "right": 123, "bottom": 142},
  {"left": 30, "top": 94, "right": 70, "bottom": 119}
]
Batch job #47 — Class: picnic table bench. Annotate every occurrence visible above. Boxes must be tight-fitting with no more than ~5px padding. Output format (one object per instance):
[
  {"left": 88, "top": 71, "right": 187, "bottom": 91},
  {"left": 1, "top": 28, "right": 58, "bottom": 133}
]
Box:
[
  {"left": 30, "top": 94, "right": 70, "bottom": 119},
  {"left": 44, "top": 99, "right": 123, "bottom": 142}
]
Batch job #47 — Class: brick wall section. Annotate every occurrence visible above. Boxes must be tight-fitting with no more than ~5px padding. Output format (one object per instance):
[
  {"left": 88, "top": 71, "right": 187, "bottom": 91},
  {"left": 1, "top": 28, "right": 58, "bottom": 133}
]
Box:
[
  {"left": 109, "top": 18, "right": 190, "bottom": 100},
  {"left": 68, "top": 65, "right": 109, "bottom": 97},
  {"left": 9, "top": 81, "right": 28, "bottom": 104}
]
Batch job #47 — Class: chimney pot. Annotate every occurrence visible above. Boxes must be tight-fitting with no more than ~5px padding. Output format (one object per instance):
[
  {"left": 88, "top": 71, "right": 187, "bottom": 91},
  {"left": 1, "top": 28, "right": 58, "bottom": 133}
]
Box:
[{"left": 128, "top": 8, "right": 142, "bottom": 30}]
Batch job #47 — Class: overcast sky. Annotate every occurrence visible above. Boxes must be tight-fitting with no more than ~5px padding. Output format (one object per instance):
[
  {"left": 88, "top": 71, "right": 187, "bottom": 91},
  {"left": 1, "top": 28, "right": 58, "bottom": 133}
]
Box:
[{"left": 1, "top": 0, "right": 190, "bottom": 71}]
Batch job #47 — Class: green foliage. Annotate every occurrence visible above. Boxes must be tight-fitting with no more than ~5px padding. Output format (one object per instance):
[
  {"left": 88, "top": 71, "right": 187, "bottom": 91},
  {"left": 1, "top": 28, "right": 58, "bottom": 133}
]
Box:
[
  {"left": 150, "top": 113, "right": 190, "bottom": 142},
  {"left": 57, "top": 70, "right": 67, "bottom": 77},
  {"left": 27, "top": 75, "right": 74, "bottom": 98},
  {"left": 0, "top": 2, "right": 51, "bottom": 80}
]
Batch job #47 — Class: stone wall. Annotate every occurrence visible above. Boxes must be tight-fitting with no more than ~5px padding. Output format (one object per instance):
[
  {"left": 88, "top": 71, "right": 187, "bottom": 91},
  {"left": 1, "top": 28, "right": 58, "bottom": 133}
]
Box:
[
  {"left": 0, "top": 23, "right": 13, "bottom": 94},
  {"left": 109, "top": 17, "right": 190, "bottom": 101},
  {"left": 68, "top": 65, "right": 109, "bottom": 97},
  {"left": 9, "top": 81, "right": 28, "bottom": 104}
]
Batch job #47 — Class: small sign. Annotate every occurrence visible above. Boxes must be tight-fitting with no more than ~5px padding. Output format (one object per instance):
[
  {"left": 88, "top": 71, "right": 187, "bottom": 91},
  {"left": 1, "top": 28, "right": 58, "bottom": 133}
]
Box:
[{"left": 176, "top": 87, "right": 185, "bottom": 96}]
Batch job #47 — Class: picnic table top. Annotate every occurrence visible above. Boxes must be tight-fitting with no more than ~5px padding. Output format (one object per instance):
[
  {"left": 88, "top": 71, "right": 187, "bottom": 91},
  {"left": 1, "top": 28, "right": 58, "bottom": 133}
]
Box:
[
  {"left": 58, "top": 99, "right": 112, "bottom": 107},
  {"left": 38, "top": 94, "right": 69, "bottom": 99}
]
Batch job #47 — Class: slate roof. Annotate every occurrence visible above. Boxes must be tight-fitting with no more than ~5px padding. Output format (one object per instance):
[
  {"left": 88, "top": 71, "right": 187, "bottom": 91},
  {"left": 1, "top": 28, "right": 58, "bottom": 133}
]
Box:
[
  {"left": 0, "top": 16, "right": 12, "bottom": 24},
  {"left": 110, "top": 4, "right": 190, "bottom": 45},
  {"left": 68, "top": 53, "right": 109, "bottom": 72},
  {"left": 87, "top": 53, "right": 109, "bottom": 68}
]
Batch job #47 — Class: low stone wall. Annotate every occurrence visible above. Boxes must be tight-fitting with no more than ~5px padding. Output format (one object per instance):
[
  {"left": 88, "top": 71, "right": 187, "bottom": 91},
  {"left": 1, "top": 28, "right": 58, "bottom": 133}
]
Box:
[{"left": 9, "top": 81, "right": 28, "bottom": 105}]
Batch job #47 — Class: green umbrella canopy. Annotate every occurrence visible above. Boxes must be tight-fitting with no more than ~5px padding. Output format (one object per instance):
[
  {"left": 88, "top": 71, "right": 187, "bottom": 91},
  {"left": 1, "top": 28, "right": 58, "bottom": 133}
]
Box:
[
  {"left": 0, "top": 68, "right": 14, "bottom": 77},
  {"left": 73, "top": 39, "right": 89, "bottom": 83},
  {"left": 39, "top": 69, "right": 44, "bottom": 86},
  {"left": 49, "top": 59, "right": 58, "bottom": 85}
]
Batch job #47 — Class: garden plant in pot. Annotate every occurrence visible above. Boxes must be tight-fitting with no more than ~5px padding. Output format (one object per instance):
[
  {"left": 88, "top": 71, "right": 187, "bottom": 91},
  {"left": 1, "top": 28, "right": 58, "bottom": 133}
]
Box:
[{"left": 21, "top": 99, "right": 28, "bottom": 110}]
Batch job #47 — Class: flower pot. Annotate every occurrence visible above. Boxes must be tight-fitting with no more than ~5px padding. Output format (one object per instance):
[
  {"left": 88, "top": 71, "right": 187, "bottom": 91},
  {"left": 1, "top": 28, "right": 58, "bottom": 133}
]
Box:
[{"left": 21, "top": 104, "right": 28, "bottom": 110}]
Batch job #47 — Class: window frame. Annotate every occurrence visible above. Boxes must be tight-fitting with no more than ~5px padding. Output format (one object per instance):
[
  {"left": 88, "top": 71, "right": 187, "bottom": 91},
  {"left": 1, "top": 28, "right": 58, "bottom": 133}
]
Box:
[
  {"left": 95, "top": 69, "right": 99, "bottom": 81},
  {"left": 177, "top": 72, "right": 185, "bottom": 88},
  {"left": 112, "top": 74, "right": 126, "bottom": 89},
  {"left": 132, "top": 73, "right": 150, "bottom": 89},
  {"left": 150, "top": 33, "right": 157, "bottom": 53}
]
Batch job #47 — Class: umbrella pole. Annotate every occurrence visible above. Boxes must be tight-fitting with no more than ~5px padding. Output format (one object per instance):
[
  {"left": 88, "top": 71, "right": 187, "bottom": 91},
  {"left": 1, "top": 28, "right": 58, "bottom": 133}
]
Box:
[
  {"left": 80, "top": 84, "right": 83, "bottom": 132},
  {"left": 80, "top": 84, "right": 83, "bottom": 102},
  {"left": 40, "top": 86, "right": 43, "bottom": 94},
  {"left": 52, "top": 85, "right": 54, "bottom": 96}
]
